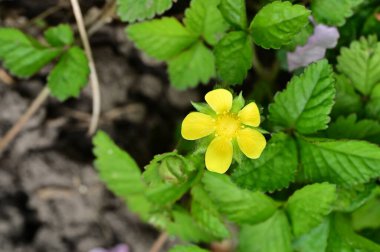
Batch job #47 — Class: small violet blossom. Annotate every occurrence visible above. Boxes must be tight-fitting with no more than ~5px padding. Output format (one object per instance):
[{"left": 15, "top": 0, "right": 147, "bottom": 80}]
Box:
[
  {"left": 89, "top": 244, "right": 129, "bottom": 252},
  {"left": 287, "top": 23, "right": 340, "bottom": 71}
]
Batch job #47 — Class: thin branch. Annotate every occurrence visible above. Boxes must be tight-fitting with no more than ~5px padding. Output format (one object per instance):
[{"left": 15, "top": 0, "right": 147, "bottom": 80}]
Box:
[
  {"left": 0, "top": 87, "right": 50, "bottom": 152},
  {"left": 70, "top": 0, "right": 101, "bottom": 135},
  {"left": 88, "top": 0, "right": 117, "bottom": 36},
  {"left": 149, "top": 232, "right": 169, "bottom": 252}
]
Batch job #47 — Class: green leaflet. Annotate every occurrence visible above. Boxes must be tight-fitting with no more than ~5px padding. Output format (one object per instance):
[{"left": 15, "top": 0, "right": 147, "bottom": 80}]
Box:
[
  {"left": 231, "top": 133, "right": 297, "bottom": 192},
  {"left": 334, "top": 183, "right": 376, "bottom": 213},
  {"left": 168, "top": 245, "right": 208, "bottom": 252},
  {"left": 219, "top": 0, "right": 247, "bottom": 29},
  {"left": 117, "top": 0, "right": 173, "bottom": 22},
  {"left": 168, "top": 41, "right": 215, "bottom": 89},
  {"left": 0, "top": 28, "right": 61, "bottom": 78},
  {"left": 269, "top": 60, "right": 335, "bottom": 134},
  {"left": 312, "top": 0, "right": 365, "bottom": 27},
  {"left": 366, "top": 84, "right": 380, "bottom": 121},
  {"left": 44, "top": 24, "right": 74, "bottom": 47},
  {"left": 352, "top": 186, "right": 380, "bottom": 230},
  {"left": 214, "top": 31, "right": 253, "bottom": 85},
  {"left": 337, "top": 36, "right": 380, "bottom": 95},
  {"left": 127, "top": 17, "right": 198, "bottom": 60},
  {"left": 297, "top": 136, "right": 380, "bottom": 187},
  {"left": 250, "top": 1, "right": 310, "bottom": 49},
  {"left": 238, "top": 211, "right": 292, "bottom": 252},
  {"left": 47, "top": 47, "right": 90, "bottom": 101},
  {"left": 327, "top": 114, "right": 380, "bottom": 144},
  {"left": 184, "top": 0, "right": 229, "bottom": 46},
  {"left": 202, "top": 172, "right": 277, "bottom": 225},
  {"left": 293, "top": 219, "right": 330, "bottom": 252},
  {"left": 286, "top": 183, "right": 337, "bottom": 237}
]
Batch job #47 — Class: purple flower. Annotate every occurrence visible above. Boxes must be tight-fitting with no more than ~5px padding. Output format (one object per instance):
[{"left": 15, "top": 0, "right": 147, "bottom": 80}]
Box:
[
  {"left": 89, "top": 244, "right": 129, "bottom": 252},
  {"left": 287, "top": 23, "right": 340, "bottom": 71}
]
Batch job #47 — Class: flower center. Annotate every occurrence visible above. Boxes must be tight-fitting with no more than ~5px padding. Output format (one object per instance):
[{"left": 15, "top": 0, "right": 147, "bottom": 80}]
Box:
[{"left": 215, "top": 114, "right": 241, "bottom": 139}]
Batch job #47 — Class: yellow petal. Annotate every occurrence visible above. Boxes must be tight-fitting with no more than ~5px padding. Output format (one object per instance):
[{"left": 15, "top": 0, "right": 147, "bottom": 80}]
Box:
[
  {"left": 181, "top": 112, "right": 215, "bottom": 140},
  {"left": 238, "top": 102, "right": 260, "bottom": 127},
  {"left": 237, "top": 128, "right": 266, "bottom": 159},
  {"left": 205, "top": 137, "right": 233, "bottom": 174},
  {"left": 205, "top": 89, "right": 233, "bottom": 114}
]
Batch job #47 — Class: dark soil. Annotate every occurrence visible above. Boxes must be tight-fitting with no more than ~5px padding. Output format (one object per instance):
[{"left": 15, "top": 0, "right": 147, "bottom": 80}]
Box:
[{"left": 0, "top": 1, "right": 201, "bottom": 251}]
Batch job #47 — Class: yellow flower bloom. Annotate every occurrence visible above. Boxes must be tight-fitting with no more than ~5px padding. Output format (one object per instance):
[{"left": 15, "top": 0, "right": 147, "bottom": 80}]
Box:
[{"left": 181, "top": 89, "right": 266, "bottom": 174}]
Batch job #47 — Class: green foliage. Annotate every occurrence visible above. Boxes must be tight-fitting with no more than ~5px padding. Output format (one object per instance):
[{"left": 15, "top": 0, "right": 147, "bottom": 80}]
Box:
[
  {"left": 352, "top": 187, "right": 380, "bottom": 231},
  {"left": 232, "top": 133, "right": 297, "bottom": 192},
  {"left": 168, "top": 42, "right": 215, "bottom": 89},
  {"left": 238, "top": 211, "right": 292, "bottom": 252},
  {"left": 116, "top": 0, "right": 173, "bottom": 22},
  {"left": 127, "top": 18, "right": 197, "bottom": 60},
  {"left": 269, "top": 60, "right": 335, "bottom": 134},
  {"left": 337, "top": 36, "right": 380, "bottom": 95},
  {"left": 168, "top": 245, "right": 209, "bottom": 252},
  {"left": 219, "top": 0, "right": 247, "bottom": 29},
  {"left": 312, "top": 0, "right": 365, "bottom": 27},
  {"left": 293, "top": 219, "right": 330, "bottom": 252},
  {"left": 334, "top": 183, "right": 376, "bottom": 212},
  {"left": 250, "top": 1, "right": 310, "bottom": 49},
  {"left": 298, "top": 136, "right": 380, "bottom": 186},
  {"left": 366, "top": 84, "right": 380, "bottom": 121},
  {"left": 286, "top": 183, "right": 336, "bottom": 237},
  {"left": 44, "top": 24, "right": 74, "bottom": 46},
  {"left": 214, "top": 31, "right": 252, "bottom": 85},
  {"left": 202, "top": 172, "right": 277, "bottom": 225},
  {"left": 0, "top": 28, "right": 61, "bottom": 78},
  {"left": 47, "top": 47, "right": 90, "bottom": 101}
]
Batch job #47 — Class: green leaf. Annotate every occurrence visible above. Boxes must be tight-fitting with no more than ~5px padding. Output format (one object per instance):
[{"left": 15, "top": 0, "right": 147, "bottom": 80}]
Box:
[
  {"left": 286, "top": 23, "right": 313, "bottom": 51},
  {"left": 327, "top": 114, "right": 380, "bottom": 144},
  {"left": 366, "top": 84, "right": 380, "bottom": 121},
  {"left": 168, "top": 41, "right": 215, "bottom": 89},
  {"left": 127, "top": 17, "right": 198, "bottom": 60},
  {"left": 297, "top": 136, "right": 380, "bottom": 187},
  {"left": 312, "top": 0, "right": 365, "bottom": 27},
  {"left": 219, "top": 0, "right": 247, "bottom": 29},
  {"left": 47, "top": 47, "right": 90, "bottom": 101},
  {"left": 238, "top": 211, "right": 292, "bottom": 252},
  {"left": 202, "top": 172, "right": 277, "bottom": 225},
  {"left": 44, "top": 24, "right": 74, "bottom": 46},
  {"left": 214, "top": 31, "right": 252, "bottom": 85},
  {"left": 269, "top": 60, "right": 335, "bottom": 134},
  {"left": 250, "top": 1, "right": 310, "bottom": 49},
  {"left": 232, "top": 133, "right": 297, "bottom": 192},
  {"left": 184, "top": 0, "right": 229, "bottom": 46},
  {"left": 191, "top": 185, "right": 230, "bottom": 240},
  {"left": 352, "top": 187, "right": 380, "bottom": 231},
  {"left": 169, "top": 245, "right": 209, "bottom": 252},
  {"left": 337, "top": 36, "right": 380, "bottom": 95},
  {"left": 334, "top": 183, "right": 376, "bottom": 212},
  {"left": 0, "top": 28, "right": 61, "bottom": 78},
  {"left": 117, "top": 0, "right": 173, "bottom": 22},
  {"left": 293, "top": 219, "right": 330, "bottom": 252},
  {"left": 286, "top": 183, "right": 336, "bottom": 237},
  {"left": 331, "top": 74, "right": 362, "bottom": 118}
]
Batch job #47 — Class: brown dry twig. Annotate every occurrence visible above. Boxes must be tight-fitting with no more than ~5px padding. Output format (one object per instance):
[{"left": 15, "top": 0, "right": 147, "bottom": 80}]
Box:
[{"left": 149, "top": 232, "right": 169, "bottom": 252}]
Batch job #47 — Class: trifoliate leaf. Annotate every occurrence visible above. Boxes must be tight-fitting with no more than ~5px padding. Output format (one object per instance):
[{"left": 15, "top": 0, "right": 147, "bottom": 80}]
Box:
[
  {"left": 168, "top": 245, "right": 208, "bottom": 252},
  {"left": 250, "top": 1, "right": 310, "bottom": 49},
  {"left": 47, "top": 46, "right": 90, "bottom": 101},
  {"left": 297, "top": 135, "right": 380, "bottom": 187},
  {"left": 327, "top": 114, "right": 380, "bottom": 144},
  {"left": 0, "top": 28, "right": 61, "bottom": 78},
  {"left": 331, "top": 74, "right": 362, "bottom": 118},
  {"left": 269, "top": 60, "right": 335, "bottom": 134},
  {"left": 232, "top": 133, "right": 297, "bottom": 192},
  {"left": 117, "top": 0, "right": 173, "bottom": 22},
  {"left": 184, "top": 0, "right": 229, "bottom": 46},
  {"left": 127, "top": 17, "right": 198, "bottom": 60},
  {"left": 286, "top": 183, "right": 337, "bottom": 237},
  {"left": 293, "top": 219, "right": 330, "bottom": 252},
  {"left": 93, "top": 131, "right": 151, "bottom": 218},
  {"left": 238, "top": 211, "right": 292, "bottom": 252},
  {"left": 219, "top": 0, "right": 247, "bottom": 29},
  {"left": 312, "top": 0, "right": 365, "bottom": 27},
  {"left": 166, "top": 207, "right": 215, "bottom": 243},
  {"left": 168, "top": 41, "right": 215, "bottom": 89},
  {"left": 334, "top": 183, "right": 376, "bottom": 212},
  {"left": 44, "top": 24, "right": 74, "bottom": 47},
  {"left": 366, "top": 84, "right": 380, "bottom": 121},
  {"left": 337, "top": 36, "right": 380, "bottom": 95},
  {"left": 214, "top": 31, "right": 252, "bottom": 85},
  {"left": 202, "top": 172, "right": 277, "bottom": 225}
]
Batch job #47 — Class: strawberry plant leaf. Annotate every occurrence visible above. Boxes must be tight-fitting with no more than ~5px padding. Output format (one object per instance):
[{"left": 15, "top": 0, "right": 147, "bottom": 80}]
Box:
[
  {"left": 219, "top": 0, "right": 247, "bottom": 29},
  {"left": 44, "top": 24, "right": 74, "bottom": 47},
  {"left": 117, "top": 0, "right": 173, "bottom": 22}
]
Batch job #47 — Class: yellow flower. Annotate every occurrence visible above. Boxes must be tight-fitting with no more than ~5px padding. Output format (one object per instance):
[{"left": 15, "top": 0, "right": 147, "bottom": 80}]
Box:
[{"left": 181, "top": 89, "right": 266, "bottom": 174}]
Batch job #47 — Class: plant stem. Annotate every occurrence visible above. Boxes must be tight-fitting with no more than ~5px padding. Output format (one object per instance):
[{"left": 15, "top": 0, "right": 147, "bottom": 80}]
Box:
[
  {"left": 0, "top": 87, "right": 50, "bottom": 152},
  {"left": 149, "top": 232, "right": 169, "bottom": 252},
  {"left": 70, "top": 0, "right": 101, "bottom": 135}
]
